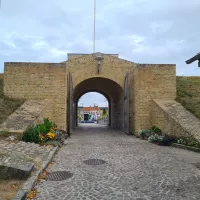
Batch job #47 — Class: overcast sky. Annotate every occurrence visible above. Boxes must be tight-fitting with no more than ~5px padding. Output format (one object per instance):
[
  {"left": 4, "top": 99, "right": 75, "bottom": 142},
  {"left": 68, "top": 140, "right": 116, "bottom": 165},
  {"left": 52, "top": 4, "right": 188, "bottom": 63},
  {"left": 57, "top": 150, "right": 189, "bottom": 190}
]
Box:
[
  {"left": 0, "top": 0, "right": 200, "bottom": 106},
  {"left": 78, "top": 92, "right": 108, "bottom": 107}
]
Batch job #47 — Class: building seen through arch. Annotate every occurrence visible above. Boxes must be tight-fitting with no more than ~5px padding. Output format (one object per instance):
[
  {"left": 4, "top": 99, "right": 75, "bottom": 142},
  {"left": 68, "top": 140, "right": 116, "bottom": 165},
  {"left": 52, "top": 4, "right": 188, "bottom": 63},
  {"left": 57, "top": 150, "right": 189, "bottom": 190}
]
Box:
[{"left": 77, "top": 92, "right": 109, "bottom": 125}]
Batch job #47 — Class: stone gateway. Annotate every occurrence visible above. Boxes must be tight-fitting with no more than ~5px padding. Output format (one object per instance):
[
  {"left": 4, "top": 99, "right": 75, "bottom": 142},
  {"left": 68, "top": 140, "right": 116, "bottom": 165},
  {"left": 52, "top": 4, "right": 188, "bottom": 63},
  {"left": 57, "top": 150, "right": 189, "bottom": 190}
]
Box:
[{"left": 3, "top": 52, "right": 199, "bottom": 140}]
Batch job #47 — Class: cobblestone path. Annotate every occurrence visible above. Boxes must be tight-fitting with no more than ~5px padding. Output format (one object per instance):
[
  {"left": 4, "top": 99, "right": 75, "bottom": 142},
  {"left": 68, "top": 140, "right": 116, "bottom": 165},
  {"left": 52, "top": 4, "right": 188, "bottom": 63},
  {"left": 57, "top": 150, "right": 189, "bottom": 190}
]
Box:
[{"left": 36, "top": 124, "right": 200, "bottom": 200}]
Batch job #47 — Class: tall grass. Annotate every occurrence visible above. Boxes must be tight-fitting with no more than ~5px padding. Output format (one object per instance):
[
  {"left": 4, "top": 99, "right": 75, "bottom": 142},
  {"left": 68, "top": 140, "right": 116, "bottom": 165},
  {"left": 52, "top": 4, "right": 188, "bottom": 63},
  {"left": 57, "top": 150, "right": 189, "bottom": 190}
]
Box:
[{"left": 176, "top": 76, "right": 200, "bottom": 119}]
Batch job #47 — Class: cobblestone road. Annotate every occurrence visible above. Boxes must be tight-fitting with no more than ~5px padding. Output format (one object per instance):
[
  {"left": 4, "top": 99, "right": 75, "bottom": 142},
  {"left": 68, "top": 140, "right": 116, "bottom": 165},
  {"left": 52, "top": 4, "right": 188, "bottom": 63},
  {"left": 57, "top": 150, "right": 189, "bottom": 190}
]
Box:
[{"left": 36, "top": 124, "right": 200, "bottom": 200}]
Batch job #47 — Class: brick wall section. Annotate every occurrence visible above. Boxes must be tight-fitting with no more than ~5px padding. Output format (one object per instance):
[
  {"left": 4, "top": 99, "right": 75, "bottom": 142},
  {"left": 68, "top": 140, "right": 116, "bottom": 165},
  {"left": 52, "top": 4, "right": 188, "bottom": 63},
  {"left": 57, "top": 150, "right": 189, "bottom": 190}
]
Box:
[
  {"left": 130, "top": 64, "right": 176, "bottom": 133},
  {"left": 4, "top": 63, "right": 67, "bottom": 129},
  {"left": 152, "top": 99, "right": 200, "bottom": 140},
  {"left": 67, "top": 54, "right": 136, "bottom": 88}
]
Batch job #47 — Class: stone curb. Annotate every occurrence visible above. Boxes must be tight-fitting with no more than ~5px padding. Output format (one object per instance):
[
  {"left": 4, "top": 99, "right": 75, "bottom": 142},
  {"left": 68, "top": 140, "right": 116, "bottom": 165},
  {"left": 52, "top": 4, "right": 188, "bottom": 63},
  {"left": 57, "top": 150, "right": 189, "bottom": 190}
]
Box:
[
  {"left": 171, "top": 143, "right": 200, "bottom": 153},
  {"left": 12, "top": 146, "right": 58, "bottom": 200}
]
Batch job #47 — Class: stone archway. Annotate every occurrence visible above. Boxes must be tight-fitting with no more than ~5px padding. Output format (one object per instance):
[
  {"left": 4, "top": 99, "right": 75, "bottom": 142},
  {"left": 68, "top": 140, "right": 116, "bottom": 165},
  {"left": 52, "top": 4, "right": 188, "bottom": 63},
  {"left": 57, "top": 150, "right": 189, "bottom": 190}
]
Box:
[{"left": 72, "top": 77, "right": 124, "bottom": 129}]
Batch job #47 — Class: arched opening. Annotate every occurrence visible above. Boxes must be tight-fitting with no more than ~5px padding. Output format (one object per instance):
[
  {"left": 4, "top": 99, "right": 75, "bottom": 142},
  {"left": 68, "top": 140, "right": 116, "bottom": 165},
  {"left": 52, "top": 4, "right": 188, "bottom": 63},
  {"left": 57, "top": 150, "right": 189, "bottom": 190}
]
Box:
[
  {"left": 76, "top": 92, "right": 110, "bottom": 127},
  {"left": 72, "top": 77, "right": 124, "bottom": 130}
]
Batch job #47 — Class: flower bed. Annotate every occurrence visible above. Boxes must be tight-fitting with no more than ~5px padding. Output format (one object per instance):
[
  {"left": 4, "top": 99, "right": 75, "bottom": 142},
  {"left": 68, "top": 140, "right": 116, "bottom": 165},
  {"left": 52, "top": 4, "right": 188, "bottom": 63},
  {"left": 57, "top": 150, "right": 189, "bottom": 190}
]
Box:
[
  {"left": 139, "top": 126, "right": 175, "bottom": 146},
  {"left": 138, "top": 126, "right": 200, "bottom": 150},
  {"left": 22, "top": 118, "right": 68, "bottom": 145}
]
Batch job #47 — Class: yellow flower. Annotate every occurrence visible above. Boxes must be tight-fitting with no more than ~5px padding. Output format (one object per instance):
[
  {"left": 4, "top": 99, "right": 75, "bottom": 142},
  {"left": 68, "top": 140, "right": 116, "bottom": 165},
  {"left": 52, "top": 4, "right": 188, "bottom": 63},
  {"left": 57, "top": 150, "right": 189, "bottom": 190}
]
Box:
[{"left": 46, "top": 132, "right": 56, "bottom": 140}]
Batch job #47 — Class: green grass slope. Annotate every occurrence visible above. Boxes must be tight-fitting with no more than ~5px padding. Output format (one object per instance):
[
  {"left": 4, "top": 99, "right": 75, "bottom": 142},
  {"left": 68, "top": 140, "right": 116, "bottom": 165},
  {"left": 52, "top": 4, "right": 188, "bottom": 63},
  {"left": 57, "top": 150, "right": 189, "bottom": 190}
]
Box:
[
  {"left": 176, "top": 76, "right": 200, "bottom": 120},
  {"left": 0, "top": 78, "right": 24, "bottom": 124}
]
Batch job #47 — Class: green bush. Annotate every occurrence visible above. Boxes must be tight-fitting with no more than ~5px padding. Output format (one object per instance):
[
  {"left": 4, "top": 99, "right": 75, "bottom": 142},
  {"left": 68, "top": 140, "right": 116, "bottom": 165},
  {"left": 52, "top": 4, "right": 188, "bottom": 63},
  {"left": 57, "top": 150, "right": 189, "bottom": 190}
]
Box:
[
  {"left": 42, "top": 118, "right": 56, "bottom": 133},
  {"left": 188, "top": 139, "right": 200, "bottom": 147},
  {"left": 22, "top": 118, "right": 56, "bottom": 144},
  {"left": 150, "top": 126, "right": 162, "bottom": 134},
  {"left": 36, "top": 124, "right": 47, "bottom": 134},
  {"left": 22, "top": 126, "right": 41, "bottom": 143},
  {"left": 36, "top": 118, "right": 56, "bottom": 134},
  {"left": 148, "top": 134, "right": 162, "bottom": 143},
  {"left": 177, "top": 137, "right": 200, "bottom": 148},
  {"left": 148, "top": 134, "right": 175, "bottom": 146},
  {"left": 139, "top": 129, "right": 153, "bottom": 139}
]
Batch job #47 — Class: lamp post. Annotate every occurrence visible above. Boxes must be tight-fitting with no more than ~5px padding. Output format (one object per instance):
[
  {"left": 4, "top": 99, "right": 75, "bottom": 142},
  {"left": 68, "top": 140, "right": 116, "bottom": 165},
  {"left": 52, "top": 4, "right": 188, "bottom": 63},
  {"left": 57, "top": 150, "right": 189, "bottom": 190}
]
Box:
[
  {"left": 186, "top": 52, "right": 200, "bottom": 67},
  {"left": 95, "top": 53, "right": 104, "bottom": 73}
]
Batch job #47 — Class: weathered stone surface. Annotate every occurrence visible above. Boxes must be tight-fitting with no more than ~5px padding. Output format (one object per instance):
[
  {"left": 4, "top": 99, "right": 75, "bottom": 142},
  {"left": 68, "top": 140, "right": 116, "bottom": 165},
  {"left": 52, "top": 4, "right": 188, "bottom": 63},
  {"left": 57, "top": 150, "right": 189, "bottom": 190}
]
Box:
[
  {"left": 152, "top": 99, "right": 200, "bottom": 140},
  {"left": 0, "top": 140, "right": 53, "bottom": 162},
  {"left": 0, "top": 99, "right": 53, "bottom": 133},
  {"left": 36, "top": 125, "right": 200, "bottom": 200},
  {"left": 0, "top": 154, "right": 34, "bottom": 180},
  {"left": 0, "top": 140, "right": 55, "bottom": 180}
]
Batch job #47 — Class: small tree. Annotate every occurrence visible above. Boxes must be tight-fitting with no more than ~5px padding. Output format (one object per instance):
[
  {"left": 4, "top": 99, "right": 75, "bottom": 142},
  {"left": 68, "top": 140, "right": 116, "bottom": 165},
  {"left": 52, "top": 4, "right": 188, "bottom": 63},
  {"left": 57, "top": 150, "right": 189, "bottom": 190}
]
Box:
[
  {"left": 102, "top": 108, "right": 108, "bottom": 119},
  {"left": 103, "top": 108, "right": 107, "bottom": 115},
  {"left": 78, "top": 114, "right": 82, "bottom": 121}
]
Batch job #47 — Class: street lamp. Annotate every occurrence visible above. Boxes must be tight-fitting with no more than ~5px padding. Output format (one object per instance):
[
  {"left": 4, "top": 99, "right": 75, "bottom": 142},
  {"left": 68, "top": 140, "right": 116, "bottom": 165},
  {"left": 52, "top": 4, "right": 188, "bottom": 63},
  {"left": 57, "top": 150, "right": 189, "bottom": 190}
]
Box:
[{"left": 186, "top": 52, "right": 200, "bottom": 67}]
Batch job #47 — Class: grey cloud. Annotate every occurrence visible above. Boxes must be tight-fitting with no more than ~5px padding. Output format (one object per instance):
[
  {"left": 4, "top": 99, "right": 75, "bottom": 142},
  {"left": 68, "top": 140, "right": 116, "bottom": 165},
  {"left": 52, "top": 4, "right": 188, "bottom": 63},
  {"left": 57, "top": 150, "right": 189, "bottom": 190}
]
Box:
[{"left": 0, "top": 0, "right": 200, "bottom": 77}]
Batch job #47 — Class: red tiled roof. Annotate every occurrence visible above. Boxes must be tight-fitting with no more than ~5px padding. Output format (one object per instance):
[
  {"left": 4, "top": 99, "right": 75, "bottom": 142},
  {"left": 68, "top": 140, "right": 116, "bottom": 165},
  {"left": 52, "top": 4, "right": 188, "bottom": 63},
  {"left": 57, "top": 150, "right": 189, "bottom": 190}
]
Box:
[{"left": 82, "top": 106, "right": 99, "bottom": 112}]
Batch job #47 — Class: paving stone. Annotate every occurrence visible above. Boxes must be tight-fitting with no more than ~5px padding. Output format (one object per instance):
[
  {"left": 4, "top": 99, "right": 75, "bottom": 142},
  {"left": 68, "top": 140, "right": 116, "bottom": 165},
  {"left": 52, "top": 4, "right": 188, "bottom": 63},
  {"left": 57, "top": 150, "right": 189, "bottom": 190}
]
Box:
[
  {"left": 36, "top": 124, "right": 200, "bottom": 200},
  {"left": 0, "top": 140, "right": 54, "bottom": 180},
  {"left": 0, "top": 154, "right": 34, "bottom": 179}
]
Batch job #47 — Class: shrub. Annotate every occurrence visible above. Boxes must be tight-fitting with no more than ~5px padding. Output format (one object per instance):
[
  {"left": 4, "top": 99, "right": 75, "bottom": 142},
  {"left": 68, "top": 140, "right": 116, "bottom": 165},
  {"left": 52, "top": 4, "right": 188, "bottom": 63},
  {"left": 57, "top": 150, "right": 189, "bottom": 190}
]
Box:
[
  {"left": 22, "top": 118, "right": 57, "bottom": 144},
  {"left": 188, "top": 139, "right": 200, "bottom": 147},
  {"left": 177, "top": 138, "right": 187, "bottom": 145},
  {"left": 42, "top": 118, "right": 56, "bottom": 133},
  {"left": 157, "top": 134, "right": 176, "bottom": 146},
  {"left": 22, "top": 126, "right": 41, "bottom": 143},
  {"left": 139, "top": 129, "right": 153, "bottom": 139},
  {"left": 148, "top": 134, "right": 162, "bottom": 143},
  {"left": 148, "top": 134, "right": 175, "bottom": 146},
  {"left": 36, "top": 124, "right": 47, "bottom": 134},
  {"left": 150, "top": 126, "right": 162, "bottom": 134},
  {"left": 177, "top": 137, "right": 200, "bottom": 148}
]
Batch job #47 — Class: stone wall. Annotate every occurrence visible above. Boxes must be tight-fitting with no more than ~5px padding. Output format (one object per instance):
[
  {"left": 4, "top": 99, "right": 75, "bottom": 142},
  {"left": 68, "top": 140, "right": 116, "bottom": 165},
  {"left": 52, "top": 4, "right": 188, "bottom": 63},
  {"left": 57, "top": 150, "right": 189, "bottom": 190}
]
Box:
[
  {"left": 4, "top": 63, "right": 66, "bottom": 129},
  {"left": 67, "top": 54, "right": 136, "bottom": 88},
  {"left": 152, "top": 99, "right": 200, "bottom": 140},
  {"left": 130, "top": 64, "right": 176, "bottom": 134}
]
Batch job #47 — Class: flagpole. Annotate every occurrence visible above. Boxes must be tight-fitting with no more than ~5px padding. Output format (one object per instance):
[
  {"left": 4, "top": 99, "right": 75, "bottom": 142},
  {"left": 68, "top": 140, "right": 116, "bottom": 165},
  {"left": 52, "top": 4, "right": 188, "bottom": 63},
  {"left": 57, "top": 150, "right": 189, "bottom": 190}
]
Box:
[{"left": 93, "top": 0, "right": 96, "bottom": 53}]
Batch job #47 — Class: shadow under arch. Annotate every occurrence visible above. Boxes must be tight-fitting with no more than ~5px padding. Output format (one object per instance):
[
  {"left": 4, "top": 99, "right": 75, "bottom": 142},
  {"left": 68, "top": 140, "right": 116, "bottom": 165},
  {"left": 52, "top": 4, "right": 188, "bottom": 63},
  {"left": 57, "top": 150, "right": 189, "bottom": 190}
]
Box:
[{"left": 72, "top": 77, "right": 124, "bottom": 129}]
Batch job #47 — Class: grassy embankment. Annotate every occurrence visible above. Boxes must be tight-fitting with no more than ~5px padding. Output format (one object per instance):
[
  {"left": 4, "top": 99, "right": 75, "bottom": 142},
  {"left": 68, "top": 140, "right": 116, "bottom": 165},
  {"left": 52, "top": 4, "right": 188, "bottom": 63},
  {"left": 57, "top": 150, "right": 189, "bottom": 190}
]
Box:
[{"left": 176, "top": 76, "right": 200, "bottom": 120}]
